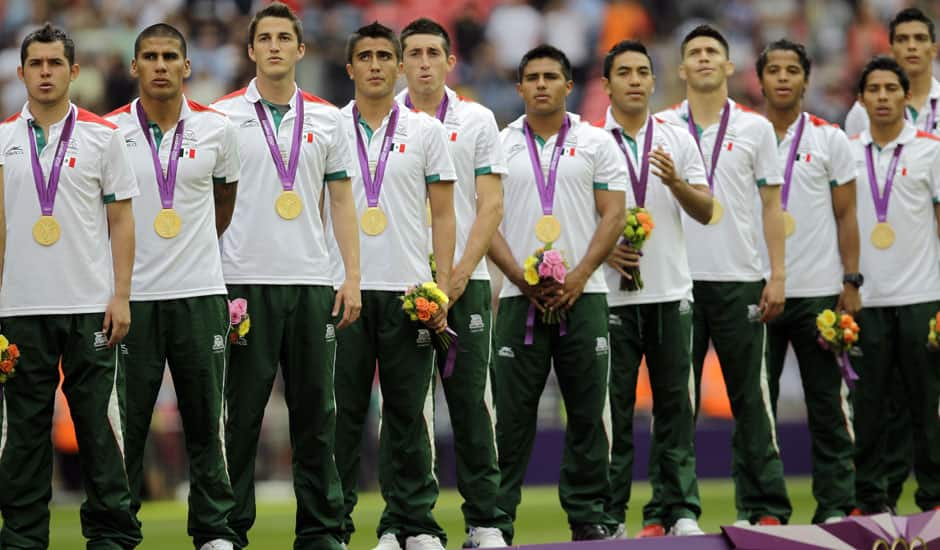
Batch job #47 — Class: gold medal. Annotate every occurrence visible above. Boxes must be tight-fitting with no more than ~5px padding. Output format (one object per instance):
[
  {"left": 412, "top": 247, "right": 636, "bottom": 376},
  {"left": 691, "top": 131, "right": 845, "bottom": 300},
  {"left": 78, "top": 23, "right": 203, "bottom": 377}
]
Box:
[
  {"left": 33, "top": 215, "right": 61, "bottom": 246},
  {"left": 360, "top": 206, "right": 388, "bottom": 235},
  {"left": 153, "top": 208, "right": 182, "bottom": 238},
  {"left": 708, "top": 197, "right": 724, "bottom": 225},
  {"left": 534, "top": 214, "right": 562, "bottom": 243},
  {"left": 870, "top": 222, "right": 896, "bottom": 249},
  {"left": 275, "top": 190, "right": 303, "bottom": 220},
  {"left": 782, "top": 211, "right": 796, "bottom": 237}
]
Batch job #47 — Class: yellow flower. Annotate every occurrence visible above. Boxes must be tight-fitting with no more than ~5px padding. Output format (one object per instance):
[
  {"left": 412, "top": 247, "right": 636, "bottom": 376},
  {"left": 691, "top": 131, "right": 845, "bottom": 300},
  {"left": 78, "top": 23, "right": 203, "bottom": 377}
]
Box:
[
  {"left": 0, "top": 335, "right": 8, "bottom": 352},
  {"left": 433, "top": 288, "right": 449, "bottom": 304},
  {"left": 816, "top": 309, "right": 836, "bottom": 331},
  {"left": 524, "top": 255, "right": 537, "bottom": 270},
  {"left": 409, "top": 312, "right": 419, "bottom": 321},
  {"left": 524, "top": 266, "right": 539, "bottom": 285},
  {"left": 403, "top": 300, "right": 415, "bottom": 311},
  {"left": 422, "top": 281, "right": 438, "bottom": 290},
  {"left": 238, "top": 317, "right": 251, "bottom": 337},
  {"left": 821, "top": 327, "right": 837, "bottom": 342}
]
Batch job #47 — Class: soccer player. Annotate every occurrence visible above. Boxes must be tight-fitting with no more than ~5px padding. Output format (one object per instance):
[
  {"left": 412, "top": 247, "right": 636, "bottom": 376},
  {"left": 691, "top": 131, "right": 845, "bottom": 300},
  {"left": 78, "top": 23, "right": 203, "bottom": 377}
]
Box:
[
  {"left": 210, "top": 3, "right": 362, "bottom": 549},
  {"left": 488, "top": 45, "right": 627, "bottom": 542},
  {"left": 646, "top": 24, "right": 791, "bottom": 531},
  {"left": 757, "top": 39, "right": 860, "bottom": 524},
  {"left": 598, "top": 40, "right": 712, "bottom": 539},
  {"left": 105, "top": 24, "right": 239, "bottom": 549},
  {"left": 396, "top": 18, "right": 509, "bottom": 548},
  {"left": 0, "top": 24, "right": 141, "bottom": 548},
  {"left": 850, "top": 55, "right": 940, "bottom": 514},
  {"left": 332, "top": 21, "right": 457, "bottom": 550}
]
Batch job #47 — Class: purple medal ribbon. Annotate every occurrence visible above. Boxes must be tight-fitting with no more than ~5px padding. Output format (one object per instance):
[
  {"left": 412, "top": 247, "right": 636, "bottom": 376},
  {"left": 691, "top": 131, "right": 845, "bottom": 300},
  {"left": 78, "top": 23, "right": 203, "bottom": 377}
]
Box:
[
  {"left": 524, "top": 304, "right": 567, "bottom": 346},
  {"left": 404, "top": 93, "right": 449, "bottom": 123},
  {"left": 441, "top": 327, "right": 459, "bottom": 378},
  {"left": 27, "top": 107, "right": 76, "bottom": 217},
  {"left": 839, "top": 350, "right": 860, "bottom": 389},
  {"left": 780, "top": 113, "right": 807, "bottom": 212},
  {"left": 523, "top": 116, "right": 571, "bottom": 216},
  {"left": 864, "top": 143, "right": 903, "bottom": 223},
  {"left": 254, "top": 90, "right": 304, "bottom": 191},
  {"left": 925, "top": 98, "right": 938, "bottom": 133},
  {"left": 135, "top": 101, "right": 185, "bottom": 209},
  {"left": 611, "top": 117, "right": 654, "bottom": 207},
  {"left": 353, "top": 103, "right": 400, "bottom": 208},
  {"left": 686, "top": 100, "right": 731, "bottom": 193}
]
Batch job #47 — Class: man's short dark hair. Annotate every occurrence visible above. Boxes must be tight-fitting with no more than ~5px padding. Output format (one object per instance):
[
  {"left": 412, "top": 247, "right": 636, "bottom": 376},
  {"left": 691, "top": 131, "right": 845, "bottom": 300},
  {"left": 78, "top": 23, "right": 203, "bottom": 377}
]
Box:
[
  {"left": 248, "top": 1, "right": 303, "bottom": 46},
  {"left": 680, "top": 24, "right": 729, "bottom": 59},
  {"left": 401, "top": 18, "right": 451, "bottom": 56},
  {"left": 135, "top": 23, "right": 187, "bottom": 58},
  {"left": 21, "top": 23, "right": 74, "bottom": 66},
  {"left": 857, "top": 55, "right": 910, "bottom": 94},
  {"left": 603, "top": 40, "right": 654, "bottom": 79},
  {"left": 889, "top": 7, "right": 935, "bottom": 43},
  {"left": 517, "top": 44, "right": 572, "bottom": 82},
  {"left": 346, "top": 21, "right": 402, "bottom": 64},
  {"left": 756, "top": 39, "right": 811, "bottom": 79}
]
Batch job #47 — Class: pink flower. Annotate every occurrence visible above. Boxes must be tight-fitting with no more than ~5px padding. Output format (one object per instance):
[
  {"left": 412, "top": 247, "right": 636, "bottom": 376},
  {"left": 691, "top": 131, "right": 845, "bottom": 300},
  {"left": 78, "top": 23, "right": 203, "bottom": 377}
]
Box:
[
  {"left": 551, "top": 263, "right": 567, "bottom": 283},
  {"left": 538, "top": 261, "right": 554, "bottom": 279},
  {"left": 543, "top": 249, "right": 564, "bottom": 267},
  {"left": 229, "top": 298, "right": 248, "bottom": 325}
]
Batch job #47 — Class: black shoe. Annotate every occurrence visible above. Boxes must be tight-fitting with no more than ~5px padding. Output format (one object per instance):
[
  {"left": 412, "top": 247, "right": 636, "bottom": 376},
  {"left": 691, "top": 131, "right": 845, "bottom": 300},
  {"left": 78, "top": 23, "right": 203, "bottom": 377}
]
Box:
[{"left": 571, "top": 524, "right": 609, "bottom": 541}]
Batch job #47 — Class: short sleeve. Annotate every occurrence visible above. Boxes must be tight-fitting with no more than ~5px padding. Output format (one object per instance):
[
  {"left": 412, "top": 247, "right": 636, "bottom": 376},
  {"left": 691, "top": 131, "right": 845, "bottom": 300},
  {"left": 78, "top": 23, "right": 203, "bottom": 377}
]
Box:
[
  {"left": 591, "top": 129, "right": 628, "bottom": 192},
  {"left": 422, "top": 116, "right": 457, "bottom": 184},
  {"left": 675, "top": 129, "right": 708, "bottom": 186},
  {"left": 325, "top": 108, "right": 354, "bottom": 181},
  {"left": 827, "top": 127, "right": 856, "bottom": 186},
  {"left": 844, "top": 102, "right": 869, "bottom": 137},
  {"left": 930, "top": 145, "right": 940, "bottom": 202},
  {"left": 102, "top": 128, "right": 139, "bottom": 203},
  {"left": 213, "top": 117, "right": 240, "bottom": 184},
  {"left": 473, "top": 107, "right": 507, "bottom": 177},
  {"left": 754, "top": 119, "right": 783, "bottom": 187}
]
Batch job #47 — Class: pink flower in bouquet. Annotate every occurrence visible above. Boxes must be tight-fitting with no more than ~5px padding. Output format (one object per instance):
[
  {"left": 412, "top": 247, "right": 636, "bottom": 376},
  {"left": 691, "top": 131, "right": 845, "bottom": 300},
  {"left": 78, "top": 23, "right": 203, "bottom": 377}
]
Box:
[
  {"left": 543, "top": 249, "right": 564, "bottom": 267},
  {"left": 229, "top": 298, "right": 248, "bottom": 324},
  {"left": 538, "top": 261, "right": 554, "bottom": 279},
  {"left": 551, "top": 263, "right": 567, "bottom": 283}
]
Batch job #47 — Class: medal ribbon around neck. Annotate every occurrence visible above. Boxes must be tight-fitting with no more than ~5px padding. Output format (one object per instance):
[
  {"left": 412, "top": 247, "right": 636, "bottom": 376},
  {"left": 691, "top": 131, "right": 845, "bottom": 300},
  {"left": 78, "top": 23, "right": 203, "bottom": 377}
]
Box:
[
  {"left": 864, "top": 142, "right": 903, "bottom": 225},
  {"left": 353, "top": 102, "right": 400, "bottom": 209},
  {"left": 925, "top": 97, "right": 938, "bottom": 132},
  {"left": 780, "top": 112, "right": 807, "bottom": 213},
  {"left": 28, "top": 106, "right": 76, "bottom": 217},
  {"left": 254, "top": 89, "right": 304, "bottom": 191},
  {"left": 404, "top": 93, "right": 449, "bottom": 123},
  {"left": 523, "top": 115, "right": 571, "bottom": 217},
  {"left": 611, "top": 117, "right": 654, "bottom": 208},
  {"left": 686, "top": 100, "right": 731, "bottom": 193},
  {"left": 135, "top": 101, "right": 185, "bottom": 210}
]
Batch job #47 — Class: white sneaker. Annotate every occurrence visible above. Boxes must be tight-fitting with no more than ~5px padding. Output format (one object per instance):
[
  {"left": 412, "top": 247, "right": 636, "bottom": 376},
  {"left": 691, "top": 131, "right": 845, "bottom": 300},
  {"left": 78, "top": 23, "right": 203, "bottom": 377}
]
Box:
[
  {"left": 609, "top": 523, "right": 627, "bottom": 539},
  {"left": 732, "top": 520, "right": 751, "bottom": 527},
  {"left": 199, "top": 540, "right": 234, "bottom": 550},
  {"left": 668, "top": 518, "right": 705, "bottom": 536},
  {"left": 373, "top": 533, "right": 403, "bottom": 550},
  {"left": 466, "top": 526, "right": 507, "bottom": 547},
  {"left": 405, "top": 534, "right": 445, "bottom": 550}
]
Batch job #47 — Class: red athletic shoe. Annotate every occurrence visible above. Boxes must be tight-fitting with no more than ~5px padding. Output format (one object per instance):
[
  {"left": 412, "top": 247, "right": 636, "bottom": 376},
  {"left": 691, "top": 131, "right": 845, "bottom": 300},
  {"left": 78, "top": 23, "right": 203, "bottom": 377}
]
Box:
[
  {"left": 756, "top": 516, "right": 781, "bottom": 526},
  {"left": 635, "top": 524, "right": 666, "bottom": 538},
  {"left": 849, "top": 508, "right": 863, "bottom": 516}
]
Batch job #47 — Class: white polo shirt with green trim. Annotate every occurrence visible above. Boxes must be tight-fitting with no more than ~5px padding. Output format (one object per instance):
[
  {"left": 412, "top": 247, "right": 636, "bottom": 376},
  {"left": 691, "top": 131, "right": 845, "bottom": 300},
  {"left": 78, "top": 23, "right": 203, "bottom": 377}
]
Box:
[
  {"left": 498, "top": 112, "right": 628, "bottom": 299},
  {"left": 851, "top": 125, "right": 940, "bottom": 307},
  {"left": 770, "top": 113, "right": 856, "bottom": 298},
  {"left": 395, "top": 86, "right": 507, "bottom": 281},
  {"left": 107, "top": 96, "right": 239, "bottom": 301},
  {"left": 210, "top": 79, "right": 353, "bottom": 286},
  {"left": 658, "top": 99, "right": 783, "bottom": 282},
  {"left": 599, "top": 109, "right": 707, "bottom": 307},
  {"left": 0, "top": 103, "right": 139, "bottom": 316},
  {"left": 845, "top": 77, "right": 940, "bottom": 136},
  {"left": 329, "top": 101, "right": 456, "bottom": 291}
]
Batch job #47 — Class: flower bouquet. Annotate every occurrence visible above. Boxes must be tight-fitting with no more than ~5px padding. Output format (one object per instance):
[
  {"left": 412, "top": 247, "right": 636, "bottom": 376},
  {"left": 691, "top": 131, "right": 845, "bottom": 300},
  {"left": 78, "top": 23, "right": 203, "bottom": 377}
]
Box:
[
  {"left": 402, "top": 282, "right": 458, "bottom": 377},
  {"left": 928, "top": 311, "right": 940, "bottom": 351},
  {"left": 524, "top": 246, "right": 569, "bottom": 325},
  {"left": 816, "top": 309, "right": 861, "bottom": 388},
  {"left": 228, "top": 298, "right": 251, "bottom": 344},
  {"left": 0, "top": 335, "right": 21, "bottom": 384},
  {"left": 620, "top": 207, "right": 654, "bottom": 291}
]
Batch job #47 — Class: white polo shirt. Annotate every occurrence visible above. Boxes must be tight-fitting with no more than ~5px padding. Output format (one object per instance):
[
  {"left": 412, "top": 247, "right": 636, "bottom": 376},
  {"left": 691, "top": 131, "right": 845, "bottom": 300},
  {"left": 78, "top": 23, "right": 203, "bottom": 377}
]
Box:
[
  {"left": 498, "top": 112, "right": 628, "bottom": 298},
  {"left": 845, "top": 77, "right": 940, "bottom": 136},
  {"left": 328, "top": 101, "right": 456, "bottom": 291},
  {"left": 658, "top": 99, "right": 783, "bottom": 282},
  {"left": 395, "top": 86, "right": 507, "bottom": 281},
  {"left": 107, "top": 97, "right": 239, "bottom": 301},
  {"left": 851, "top": 125, "right": 940, "bottom": 307},
  {"left": 210, "top": 79, "right": 354, "bottom": 286},
  {"left": 599, "top": 109, "right": 707, "bottom": 307},
  {"left": 0, "top": 103, "right": 138, "bottom": 317},
  {"left": 769, "top": 113, "right": 856, "bottom": 298}
]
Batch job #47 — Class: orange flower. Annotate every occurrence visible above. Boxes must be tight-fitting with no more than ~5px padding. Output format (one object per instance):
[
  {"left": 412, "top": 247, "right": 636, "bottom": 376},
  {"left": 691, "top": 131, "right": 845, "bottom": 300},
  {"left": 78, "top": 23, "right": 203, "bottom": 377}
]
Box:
[
  {"left": 6, "top": 344, "right": 18, "bottom": 359},
  {"left": 0, "top": 360, "right": 12, "bottom": 374},
  {"left": 839, "top": 314, "right": 853, "bottom": 329},
  {"left": 843, "top": 329, "right": 857, "bottom": 344},
  {"left": 417, "top": 310, "right": 431, "bottom": 322},
  {"left": 415, "top": 297, "right": 430, "bottom": 312},
  {"left": 936, "top": 311, "right": 940, "bottom": 325},
  {"left": 851, "top": 322, "right": 860, "bottom": 333},
  {"left": 636, "top": 212, "right": 651, "bottom": 224},
  {"left": 641, "top": 222, "right": 653, "bottom": 234},
  {"left": 428, "top": 302, "right": 439, "bottom": 314}
]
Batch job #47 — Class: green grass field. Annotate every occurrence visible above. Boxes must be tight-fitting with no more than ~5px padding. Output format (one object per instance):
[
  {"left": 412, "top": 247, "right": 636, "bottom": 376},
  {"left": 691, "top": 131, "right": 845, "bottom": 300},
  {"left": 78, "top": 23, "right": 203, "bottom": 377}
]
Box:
[{"left": 39, "top": 478, "right": 921, "bottom": 548}]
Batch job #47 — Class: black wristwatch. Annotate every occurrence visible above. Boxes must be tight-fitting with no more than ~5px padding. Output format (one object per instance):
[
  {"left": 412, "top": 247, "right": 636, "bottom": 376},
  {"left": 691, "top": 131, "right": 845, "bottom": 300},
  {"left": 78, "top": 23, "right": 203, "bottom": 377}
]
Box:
[{"left": 843, "top": 272, "right": 864, "bottom": 288}]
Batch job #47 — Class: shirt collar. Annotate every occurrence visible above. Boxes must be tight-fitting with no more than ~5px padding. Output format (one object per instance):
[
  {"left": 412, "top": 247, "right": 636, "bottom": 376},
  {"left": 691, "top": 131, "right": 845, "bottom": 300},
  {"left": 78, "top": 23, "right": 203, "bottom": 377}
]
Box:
[
  {"left": 395, "top": 85, "right": 456, "bottom": 119},
  {"left": 22, "top": 101, "right": 75, "bottom": 129},
  {"left": 604, "top": 106, "right": 653, "bottom": 139},
  {"left": 508, "top": 111, "right": 581, "bottom": 132},
  {"left": 678, "top": 97, "right": 735, "bottom": 125},
  {"left": 929, "top": 77, "right": 940, "bottom": 100},
  {"left": 245, "top": 78, "right": 299, "bottom": 108},
  {"left": 859, "top": 123, "right": 917, "bottom": 148},
  {"left": 130, "top": 95, "right": 193, "bottom": 126}
]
